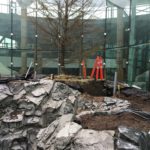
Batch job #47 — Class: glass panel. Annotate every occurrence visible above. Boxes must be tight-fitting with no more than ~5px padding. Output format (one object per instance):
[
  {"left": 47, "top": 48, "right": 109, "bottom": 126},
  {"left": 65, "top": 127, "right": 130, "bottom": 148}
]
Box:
[{"left": 0, "top": 0, "right": 149, "bottom": 90}]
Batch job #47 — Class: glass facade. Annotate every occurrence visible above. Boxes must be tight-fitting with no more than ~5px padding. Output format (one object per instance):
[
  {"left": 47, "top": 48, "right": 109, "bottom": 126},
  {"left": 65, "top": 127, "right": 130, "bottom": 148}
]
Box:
[{"left": 0, "top": 0, "right": 149, "bottom": 90}]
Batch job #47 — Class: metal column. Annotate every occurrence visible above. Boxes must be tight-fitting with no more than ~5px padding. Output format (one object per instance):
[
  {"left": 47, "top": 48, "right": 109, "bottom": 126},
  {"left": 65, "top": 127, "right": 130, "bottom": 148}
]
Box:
[
  {"left": 10, "top": 0, "right": 14, "bottom": 77},
  {"left": 20, "top": 7, "right": 27, "bottom": 74},
  {"left": 34, "top": 0, "right": 38, "bottom": 77},
  {"left": 116, "top": 8, "right": 124, "bottom": 81},
  {"left": 127, "top": 0, "right": 136, "bottom": 85}
]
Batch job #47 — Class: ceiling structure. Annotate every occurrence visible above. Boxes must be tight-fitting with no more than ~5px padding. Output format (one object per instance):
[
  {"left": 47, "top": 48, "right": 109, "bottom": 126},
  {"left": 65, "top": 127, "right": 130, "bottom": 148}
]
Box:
[{"left": 108, "top": 0, "right": 150, "bottom": 8}]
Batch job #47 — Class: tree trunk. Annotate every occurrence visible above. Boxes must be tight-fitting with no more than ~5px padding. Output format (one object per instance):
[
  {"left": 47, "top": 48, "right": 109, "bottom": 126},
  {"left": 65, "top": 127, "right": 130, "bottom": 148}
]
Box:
[
  {"left": 59, "top": 0, "right": 69, "bottom": 74},
  {"left": 60, "top": 42, "right": 65, "bottom": 74}
]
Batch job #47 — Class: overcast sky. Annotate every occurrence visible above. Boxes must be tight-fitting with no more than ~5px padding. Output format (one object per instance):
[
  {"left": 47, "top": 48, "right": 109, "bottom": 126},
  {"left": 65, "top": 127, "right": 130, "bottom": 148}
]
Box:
[
  {"left": 1, "top": 0, "right": 130, "bottom": 8},
  {"left": 0, "top": 0, "right": 149, "bottom": 17}
]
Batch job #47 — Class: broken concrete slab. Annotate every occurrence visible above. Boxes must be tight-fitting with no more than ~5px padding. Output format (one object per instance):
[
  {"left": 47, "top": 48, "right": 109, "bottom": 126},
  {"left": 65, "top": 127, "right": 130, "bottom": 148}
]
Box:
[
  {"left": 8, "top": 81, "right": 24, "bottom": 95},
  {"left": 2, "top": 111, "right": 24, "bottom": 123},
  {"left": 11, "top": 145, "right": 24, "bottom": 150},
  {"left": 118, "top": 126, "right": 142, "bottom": 145},
  {"left": 0, "top": 93, "right": 8, "bottom": 101},
  {"left": 56, "top": 122, "right": 82, "bottom": 138},
  {"left": 31, "top": 87, "right": 47, "bottom": 97},
  {"left": 18, "top": 101, "right": 29, "bottom": 109},
  {"left": 0, "top": 84, "right": 12, "bottom": 95},
  {"left": 24, "top": 103, "right": 36, "bottom": 116},
  {"left": 23, "top": 116, "right": 44, "bottom": 126},
  {"left": 42, "top": 98, "right": 64, "bottom": 112},
  {"left": 42, "top": 97, "right": 75, "bottom": 124},
  {"left": 104, "top": 97, "right": 116, "bottom": 106},
  {"left": 99, "top": 97, "right": 130, "bottom": 113},
  {"left": 29, "top": 79, "right": 54, "bottom": 97},
  {"left": 24, "top": 81, "right": 39, "bottom": 89},
  {"left": 139, "top": 132, "right": 150, "bottom": 150},
  {"left": 25, "top": 94, "right": 45, "bottom": 105},
  {"left": 56, "top": 122, "right": 82, "bottom": 150},
  {"left": 51, "top": 82, "right": 78, "bottom": 101},
  {"left": 39, "top": 79, "right": 54, "bottom": 94},
  {"left": 37, "top": 114, "right": 113, "bottom": 150},
  {"left": 35, "top": 110, "right": 43, "bottom": 116},
  {"left": 77, "top": 96, "right": 130, "bottom": 117},
  {"left": 59, "top": 100, "right": 75, "bottom": 115},
  {"left": 75, "top": 110, "right": 95, "bottom": 121},
  {"left": 37, "top": 120, "right": 59, "bottom": 149},
  {"left": 72, "top": 129, "right": 115, "bottom": 150},
  {"left": 57, "top": 114, "right": 74, "bottom": 129},
  {"left": 77, "top": 96, "right": 95, "bottom": 111},
  {"left": 68, "top": 95, "right": 76, "bottom": 104},
  {"left": 116, "top": 126, "right": 150, "bottom": 150},
  {"left": 0, "top": 130, "right": 27, "bottom": 149},
  {"left": 1, "top": 111, "right": 24, "bottom": 129},
  {"left": 13, "top": 89, "right": 26, "bottom": 100},
  {"left": 37, "top": 114, "right": 74, "bottom": 149},
  {"left": 116, "top": 139, "right": 139, "bottom": 150}
]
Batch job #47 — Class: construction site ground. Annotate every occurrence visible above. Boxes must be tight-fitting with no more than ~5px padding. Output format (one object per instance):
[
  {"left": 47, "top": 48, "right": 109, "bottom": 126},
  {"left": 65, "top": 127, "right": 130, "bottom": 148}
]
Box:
[
  {"left": 80, "top": 94, "right": 150, "bottom": 132},
  {"left": 54, "top": 75, "right": 150, "bottom": 132}
]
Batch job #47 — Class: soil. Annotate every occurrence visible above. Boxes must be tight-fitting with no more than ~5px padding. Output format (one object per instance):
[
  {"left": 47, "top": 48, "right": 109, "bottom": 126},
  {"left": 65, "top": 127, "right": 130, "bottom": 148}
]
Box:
[
  {"left": 55, "top": 77, "right": 106, "bottom": 96},
  {"left": 80, "top": 113, "right": 150, "bottom": 132},
  {"left": 79, "top": 94, "right": 150, "bottom": 132},
  {"left": 118, "top": 94, "right": 150, "bottom": 112},
  {"left": 53, "top": 75, "right": 150, "bottom": 132}
]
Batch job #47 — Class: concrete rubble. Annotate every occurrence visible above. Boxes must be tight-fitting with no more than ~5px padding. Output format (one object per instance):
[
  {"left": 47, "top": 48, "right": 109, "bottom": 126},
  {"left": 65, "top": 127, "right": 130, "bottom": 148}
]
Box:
[
  {"left": 0, "top": 78, "right": 148, "bottom": 150},
  {"left": 99, "top": 97, "right": 130, "bottom": 113},
  {"left": 37, "top": 114, "right": 115, "bottom": 150},
  {"left": 72, "top": 129, "right": 115, "bottom": 150},
  {"left": 0, "top": 79, "right": 81, "bottom": 149},
  {"left": 116, "top": 126, "right": 150, "bottom": 150},
  {"left": 76, "top": 96, "right": 131, "bottom": 120}
]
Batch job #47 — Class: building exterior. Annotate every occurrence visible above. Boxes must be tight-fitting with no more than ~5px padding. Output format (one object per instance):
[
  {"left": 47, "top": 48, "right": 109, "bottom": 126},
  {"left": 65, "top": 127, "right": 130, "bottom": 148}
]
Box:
[{"left": 0, "top": 0, "right": 150, "bottom": 90}]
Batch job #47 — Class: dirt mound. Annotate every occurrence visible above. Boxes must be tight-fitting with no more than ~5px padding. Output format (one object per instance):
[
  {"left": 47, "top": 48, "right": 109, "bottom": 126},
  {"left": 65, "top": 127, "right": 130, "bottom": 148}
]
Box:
[
  {"left": 80, "top": 112, "right": 150, "bottom": 132},
  {"left": 118, "top": 94, "right": 150, "bottom": 112},
  {"left": 78, "top": 89, "right": 150, "bottom": 132}
]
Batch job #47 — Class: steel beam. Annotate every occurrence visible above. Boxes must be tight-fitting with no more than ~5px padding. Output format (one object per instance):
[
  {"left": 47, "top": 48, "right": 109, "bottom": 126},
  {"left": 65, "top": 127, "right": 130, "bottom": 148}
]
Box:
[{"left": 127, "top": 0, "right": 136, "bottom": 85}]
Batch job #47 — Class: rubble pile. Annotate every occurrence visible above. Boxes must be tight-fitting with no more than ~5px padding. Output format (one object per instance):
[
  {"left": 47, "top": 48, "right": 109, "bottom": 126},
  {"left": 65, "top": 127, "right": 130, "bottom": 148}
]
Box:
[
  {"left": 76, "top": 96, "right": 131, "bottom": 120},
  {"left": 37, "top": 114, "right": 114, "bottom": 150},
  {"left": 116, "top": 126, "right": 150, "bottom": 150},
  {"left": 0, "top": 79, "right": 80, "bottom": 149},
  {"left": 98, "top": 97, "right": 130, "bottom": 113},
  {"left": 0, "top": 78, "right": 149, "bottom": 150}
]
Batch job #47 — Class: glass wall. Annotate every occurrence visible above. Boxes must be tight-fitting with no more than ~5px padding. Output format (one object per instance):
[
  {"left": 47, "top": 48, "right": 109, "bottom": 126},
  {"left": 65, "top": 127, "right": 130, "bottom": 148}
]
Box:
[
  {"left": 104, "top": 0, "right": 150, "bottom": 90},
  {"left": 0, "top": 0, "right": 149, "bottom": 90}
]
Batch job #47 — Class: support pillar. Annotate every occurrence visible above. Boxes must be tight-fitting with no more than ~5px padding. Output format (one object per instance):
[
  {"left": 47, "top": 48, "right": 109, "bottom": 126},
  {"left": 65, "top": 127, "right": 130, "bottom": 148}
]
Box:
[
  {"left": 20, "top": 8, "right": 27, "bottom": 74},
  {"left": 116, "top": 8, "right": 124, "bottom": 81},
  {"left": 127, "top": 0, "right": 136, "bottom": 85}
]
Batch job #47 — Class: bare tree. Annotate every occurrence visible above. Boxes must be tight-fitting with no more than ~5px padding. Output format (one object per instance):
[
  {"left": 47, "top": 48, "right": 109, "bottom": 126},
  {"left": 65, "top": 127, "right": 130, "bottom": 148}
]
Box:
[{"left": 35, "top": 0, "right": 103, "bottom": 74}]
